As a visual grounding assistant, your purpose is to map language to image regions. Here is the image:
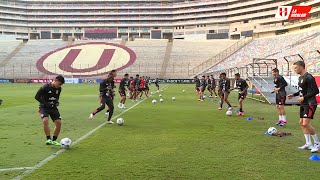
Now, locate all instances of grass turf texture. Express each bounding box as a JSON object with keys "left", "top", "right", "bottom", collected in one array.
[{"left": 1, "top": 84, "right": 320, "bottom": 179}]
